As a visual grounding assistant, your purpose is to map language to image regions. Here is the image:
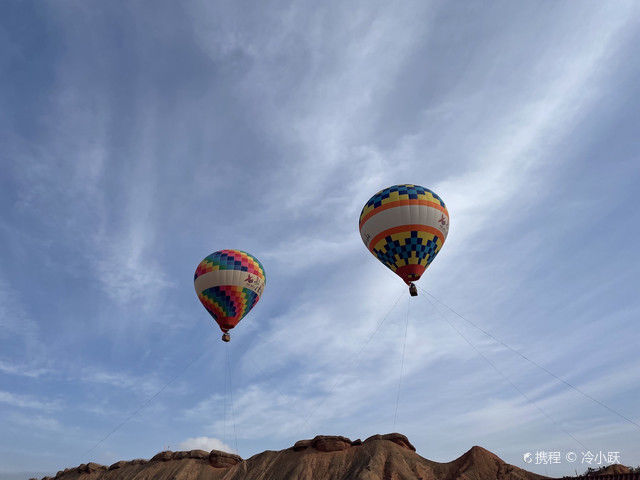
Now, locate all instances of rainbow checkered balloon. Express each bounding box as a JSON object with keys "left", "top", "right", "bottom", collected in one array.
[
  {"left": 359, "top": 184, "right": 449, "bottom": 286},
  {"left": 194, "top": 249, "right": 266, "bottom": 333}
]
